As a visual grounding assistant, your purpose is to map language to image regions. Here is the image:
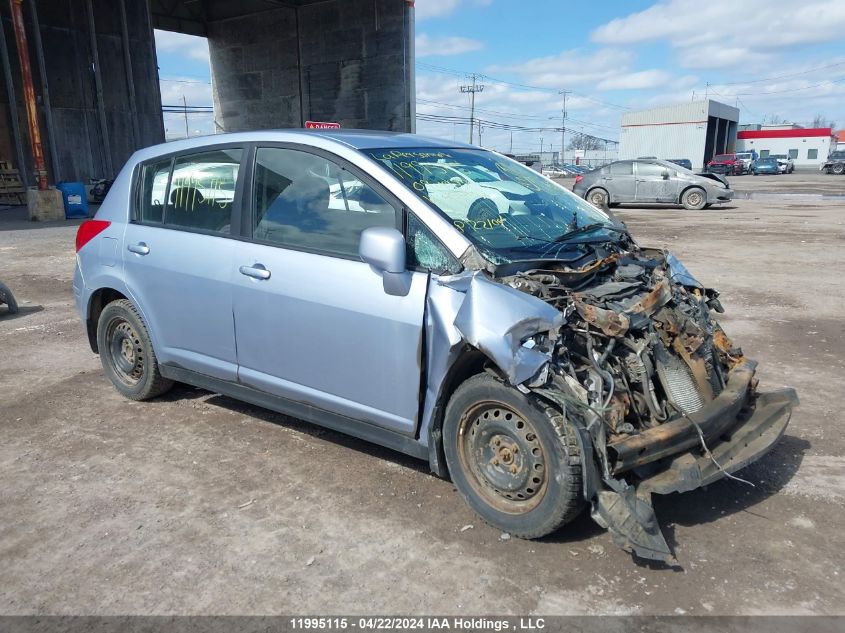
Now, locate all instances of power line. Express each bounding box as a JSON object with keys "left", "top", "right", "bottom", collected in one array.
[
  {"left": 459, "top": 74, "right": 484, "bottom": 144},
  {"left": 711, "top": 60, "right": 845, "bottom": 86},
  {"left": 416, "top": 61, "right": 631, "bottom": 111}
]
